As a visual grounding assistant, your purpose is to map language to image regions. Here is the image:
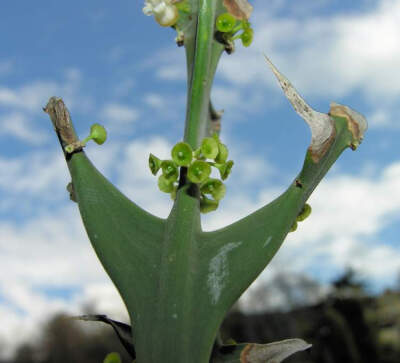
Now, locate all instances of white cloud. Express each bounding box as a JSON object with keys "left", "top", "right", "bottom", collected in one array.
[
  {"left": 144, "top": 93, "right": 166, "bottom": 109},
  {"left": 0, "top": 151, "right": 68, "bottom": 200},
  {"left": 367, "top": 107, "right": 400, "bottom": 129},
  {"left": 102, "top": 103, "right": 139, "bottom": 123},
  {"left": 156, "top": 64, "right": 186, "bottom": 81},
  {"left": 0, "top": 68, "right": 85, "bottom": 115},
  {"left": 0, "top": 112, "right": 48, "bottom": 145},
  {"left": 152, "top": 48, "right": 186, "bottom": 81},
  {"left": 0, "top": 81, "right": 60, "bottom": 112}
]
